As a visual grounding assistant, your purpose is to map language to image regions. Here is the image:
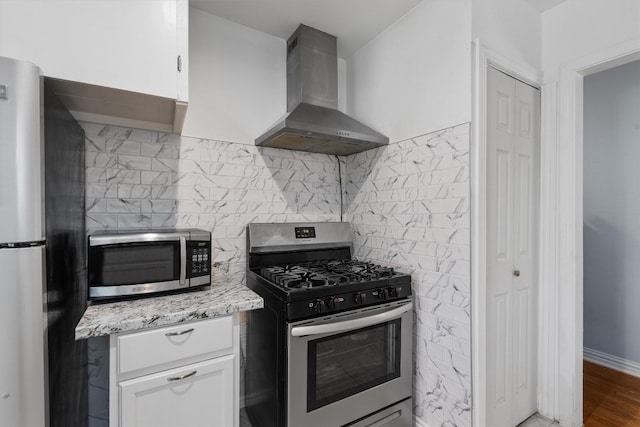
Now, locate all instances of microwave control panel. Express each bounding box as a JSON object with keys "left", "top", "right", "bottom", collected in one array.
[{"left": 188, "top": 240, "right": 211, "bottom": 277}]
